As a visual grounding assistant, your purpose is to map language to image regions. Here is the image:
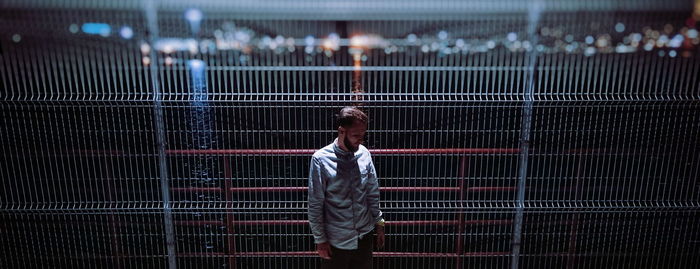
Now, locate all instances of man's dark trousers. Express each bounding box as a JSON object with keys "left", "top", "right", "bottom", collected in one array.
[{"left": 320, "top": 233, "right": 374, "bottom": 269}]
